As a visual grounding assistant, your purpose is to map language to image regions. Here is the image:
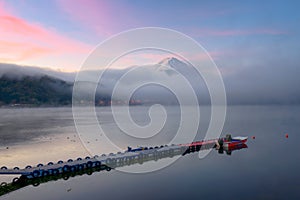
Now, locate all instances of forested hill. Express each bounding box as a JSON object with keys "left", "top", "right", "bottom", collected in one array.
[{"left": 0, "top": 75, "right": 72, "bottom": 106}]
